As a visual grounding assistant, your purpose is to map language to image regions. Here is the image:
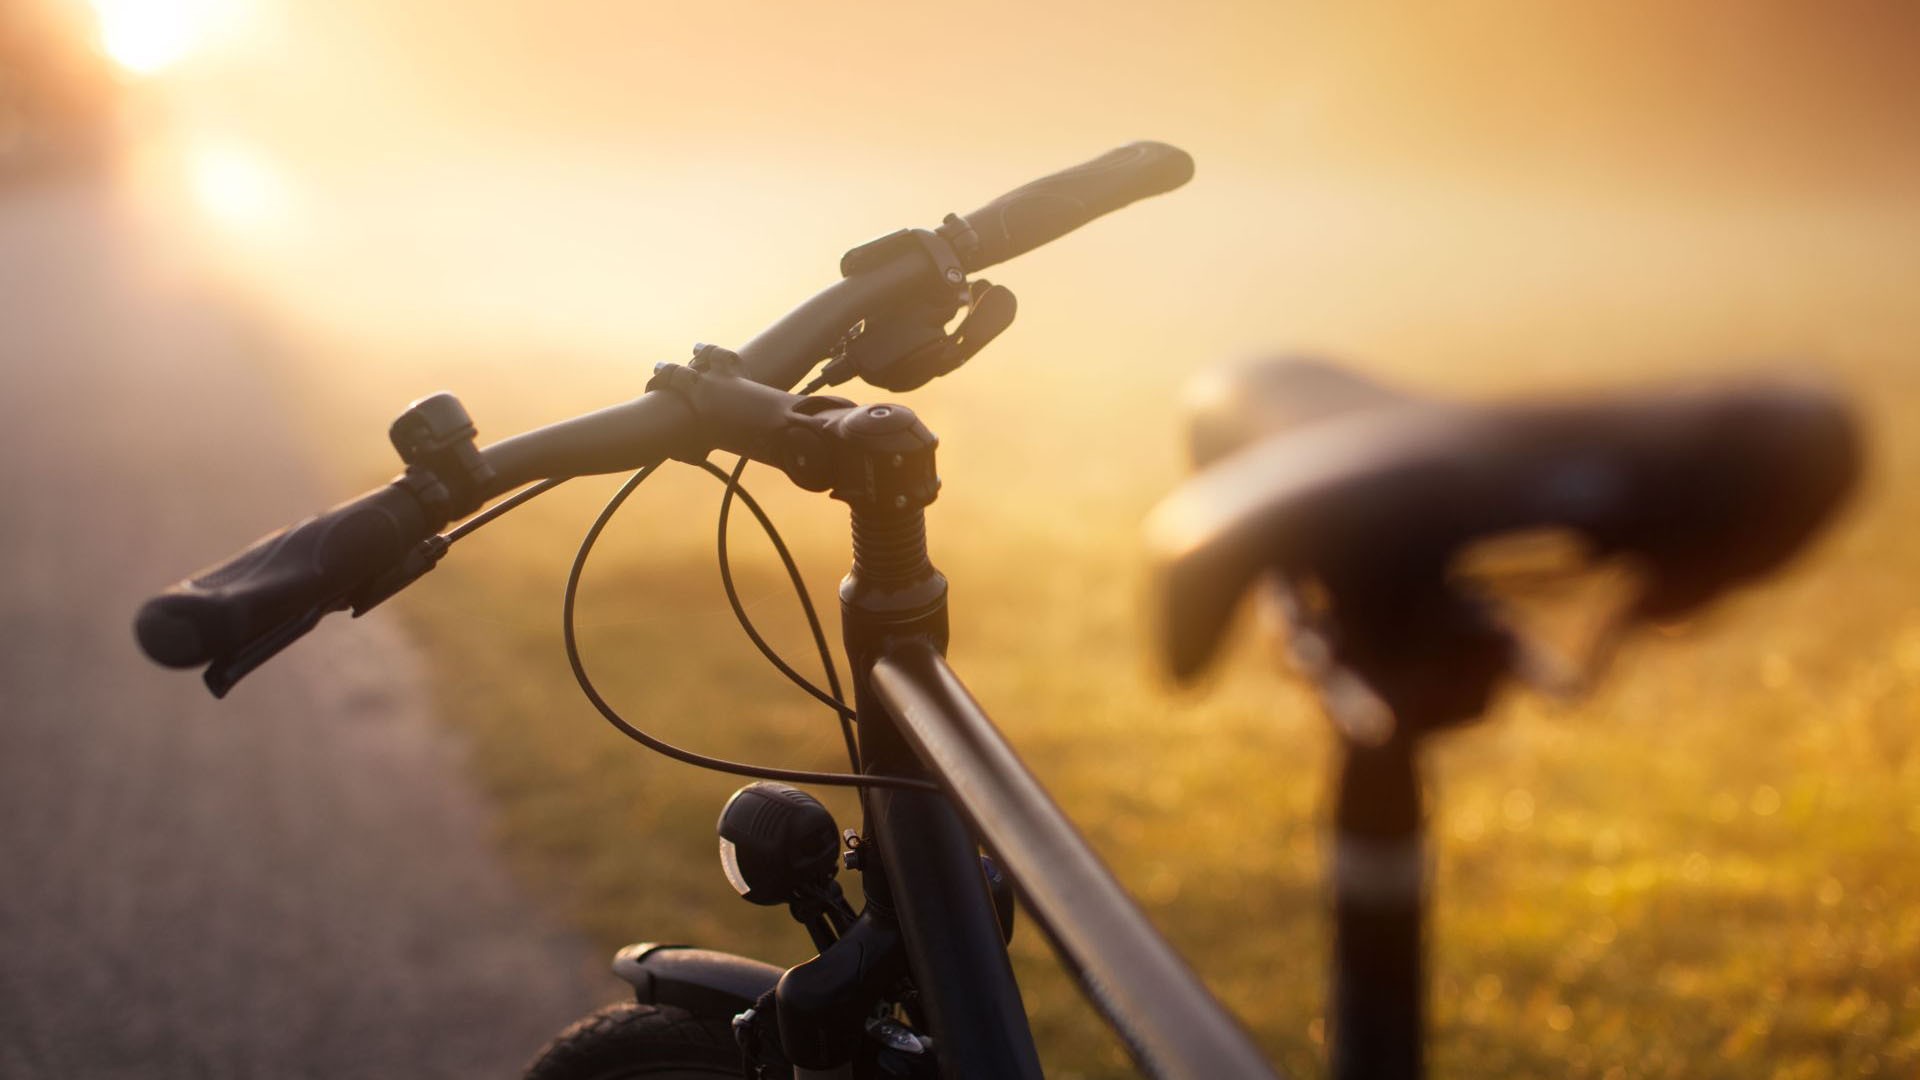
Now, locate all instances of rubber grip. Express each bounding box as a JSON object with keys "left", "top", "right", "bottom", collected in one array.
[
  {"left": 954, "top": 141, "right": 1194, "bottom": 272},
  {"left": 135, "top": 482, "right": 434, "bottom": 669}
]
